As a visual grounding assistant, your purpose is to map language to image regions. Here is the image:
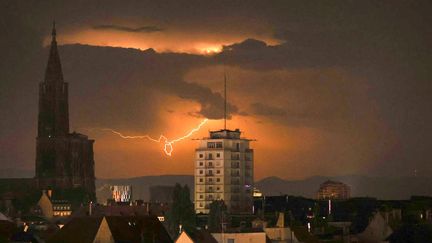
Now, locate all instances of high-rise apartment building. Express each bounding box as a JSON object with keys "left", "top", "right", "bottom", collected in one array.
[
  {"left": 317, "top": 180, "right": 351, "bottom": 200},
  {"left": 194, "top": 129, "right": 254, "bottom": 214}
]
